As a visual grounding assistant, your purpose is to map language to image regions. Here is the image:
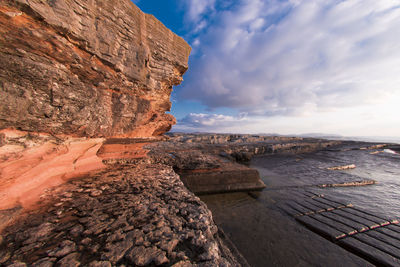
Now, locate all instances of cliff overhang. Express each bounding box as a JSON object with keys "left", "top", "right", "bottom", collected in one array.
[{"left": 0, "top": 0, "right": 191, "bottom": 138}]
